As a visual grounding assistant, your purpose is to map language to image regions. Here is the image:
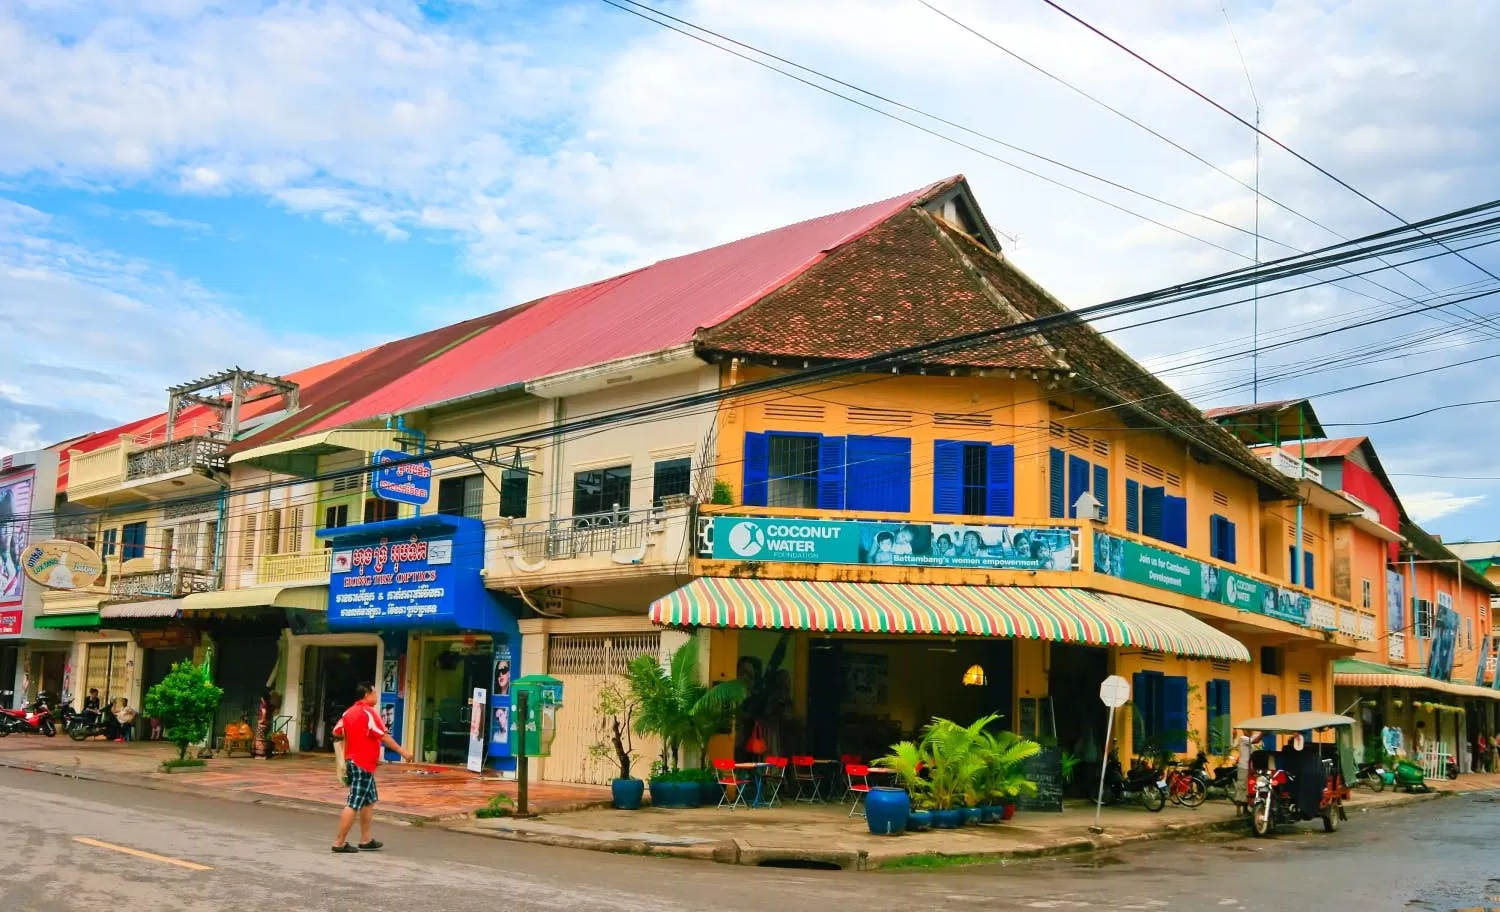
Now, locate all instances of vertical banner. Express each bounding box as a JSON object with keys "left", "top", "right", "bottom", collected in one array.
[
  {"left": 486, "top": 643, "right": 515, "bottom": 771},
  {"left": 379, "top": 632, "right": 406, "bottom": 762},
  {"left": 1386, "top": 570, "right": 1405, "bottom": 639},
  {"left": 467, "top": 686, "right": 488, "bottom": 773}
]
